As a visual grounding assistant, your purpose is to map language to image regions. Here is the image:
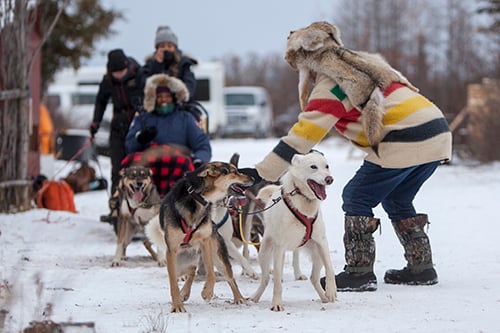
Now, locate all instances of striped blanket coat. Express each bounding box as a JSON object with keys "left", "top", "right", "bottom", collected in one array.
[{"left": 256, "top": 74, "right": 452, "bottom": 181}]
